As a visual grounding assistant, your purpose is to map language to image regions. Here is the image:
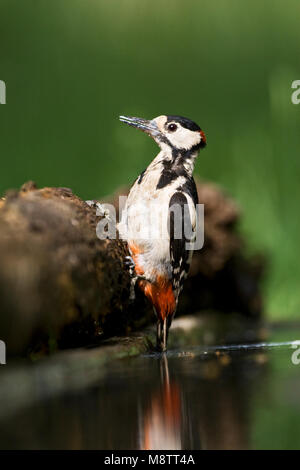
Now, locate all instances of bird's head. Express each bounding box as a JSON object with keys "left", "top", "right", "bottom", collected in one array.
[{"left": 119, "top": 114, "right": 206, "bottom": 154}]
